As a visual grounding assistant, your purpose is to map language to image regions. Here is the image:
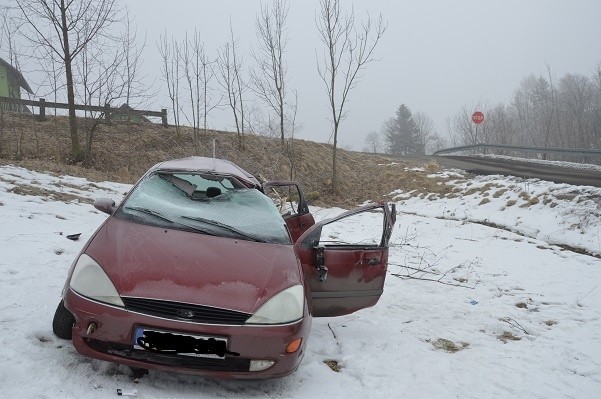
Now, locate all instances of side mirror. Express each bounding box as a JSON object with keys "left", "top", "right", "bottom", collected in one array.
[{"left": 93, "top": 198, "right": 116, "bottom": 215}]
